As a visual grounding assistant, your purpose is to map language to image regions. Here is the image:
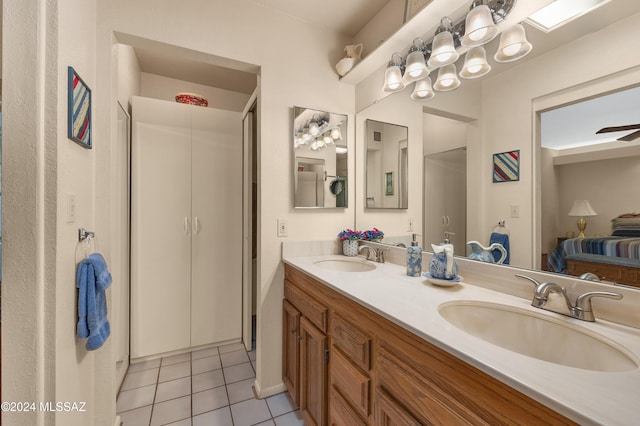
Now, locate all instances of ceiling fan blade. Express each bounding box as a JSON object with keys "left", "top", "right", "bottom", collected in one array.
[
  {"left": 596, "top": 124, "right": 640, "bottom": 134},
  {"left": 618, "top": 129, "right": 640, "bottom": 142}
]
